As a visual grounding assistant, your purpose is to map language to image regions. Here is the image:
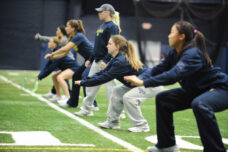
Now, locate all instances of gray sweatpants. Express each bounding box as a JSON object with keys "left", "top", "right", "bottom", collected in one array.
[
  {"left": 107, "top": 84, "right": 164, "bottom": 127},
  {"left": 81, "top": 60, "right": 116, "bottom": 112}
]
